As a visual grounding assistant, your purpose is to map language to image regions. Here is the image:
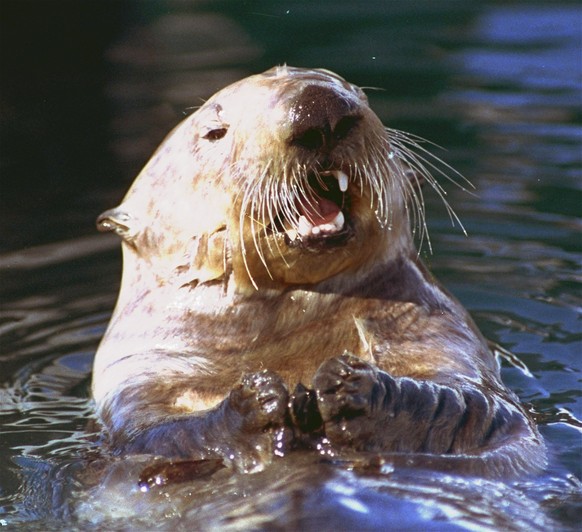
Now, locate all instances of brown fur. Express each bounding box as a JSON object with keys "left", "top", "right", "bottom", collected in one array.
[{"left": 93, "top": 66, "right": 545, "bottom": 477}]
